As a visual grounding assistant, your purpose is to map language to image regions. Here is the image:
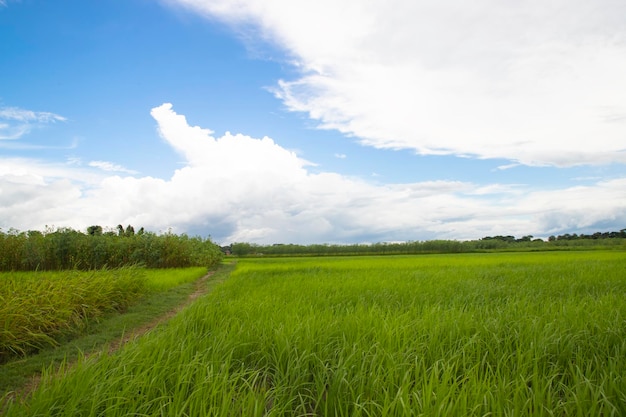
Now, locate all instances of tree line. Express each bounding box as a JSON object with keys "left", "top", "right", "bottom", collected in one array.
[
  {"left": 225, "top": 228, "right": 626, "bottom": 256},
  {"left": 548, "top": 230, "right": 626, "bottom": 241},
  {"left": 0, "top": 225, "right": 223, "bottom": 271}
]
